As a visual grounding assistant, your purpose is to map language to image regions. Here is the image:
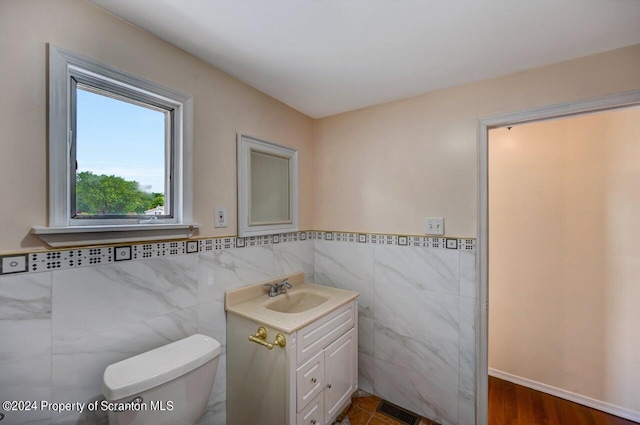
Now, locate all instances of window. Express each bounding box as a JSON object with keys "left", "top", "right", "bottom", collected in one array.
[
  {"left": 33, "top": 45, "right": 195, "bottom": 246},
  {"left": 73, "top": 84, "right": 170, "bottom": 220}
]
